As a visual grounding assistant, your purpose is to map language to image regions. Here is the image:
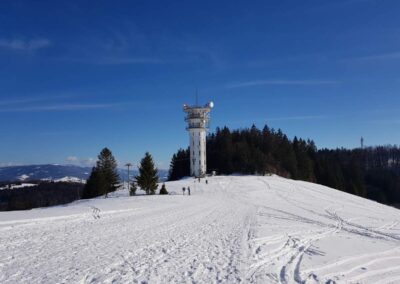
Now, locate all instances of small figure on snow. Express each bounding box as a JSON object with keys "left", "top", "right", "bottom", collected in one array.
[
  {"left": 159, "top": 183, "right": 168, "bottom": 195},
  {"left": 91, "top": 206, "right": 101, "bottom": 219},
  {"left": 182, "top": 187, "right": 186, "bottom": 195},
  {"left": 188, "top": 186, "right": 191, "bottom": 196},
  {"left": 206, "top": 179, "right": 208, "bottom": 184}
]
